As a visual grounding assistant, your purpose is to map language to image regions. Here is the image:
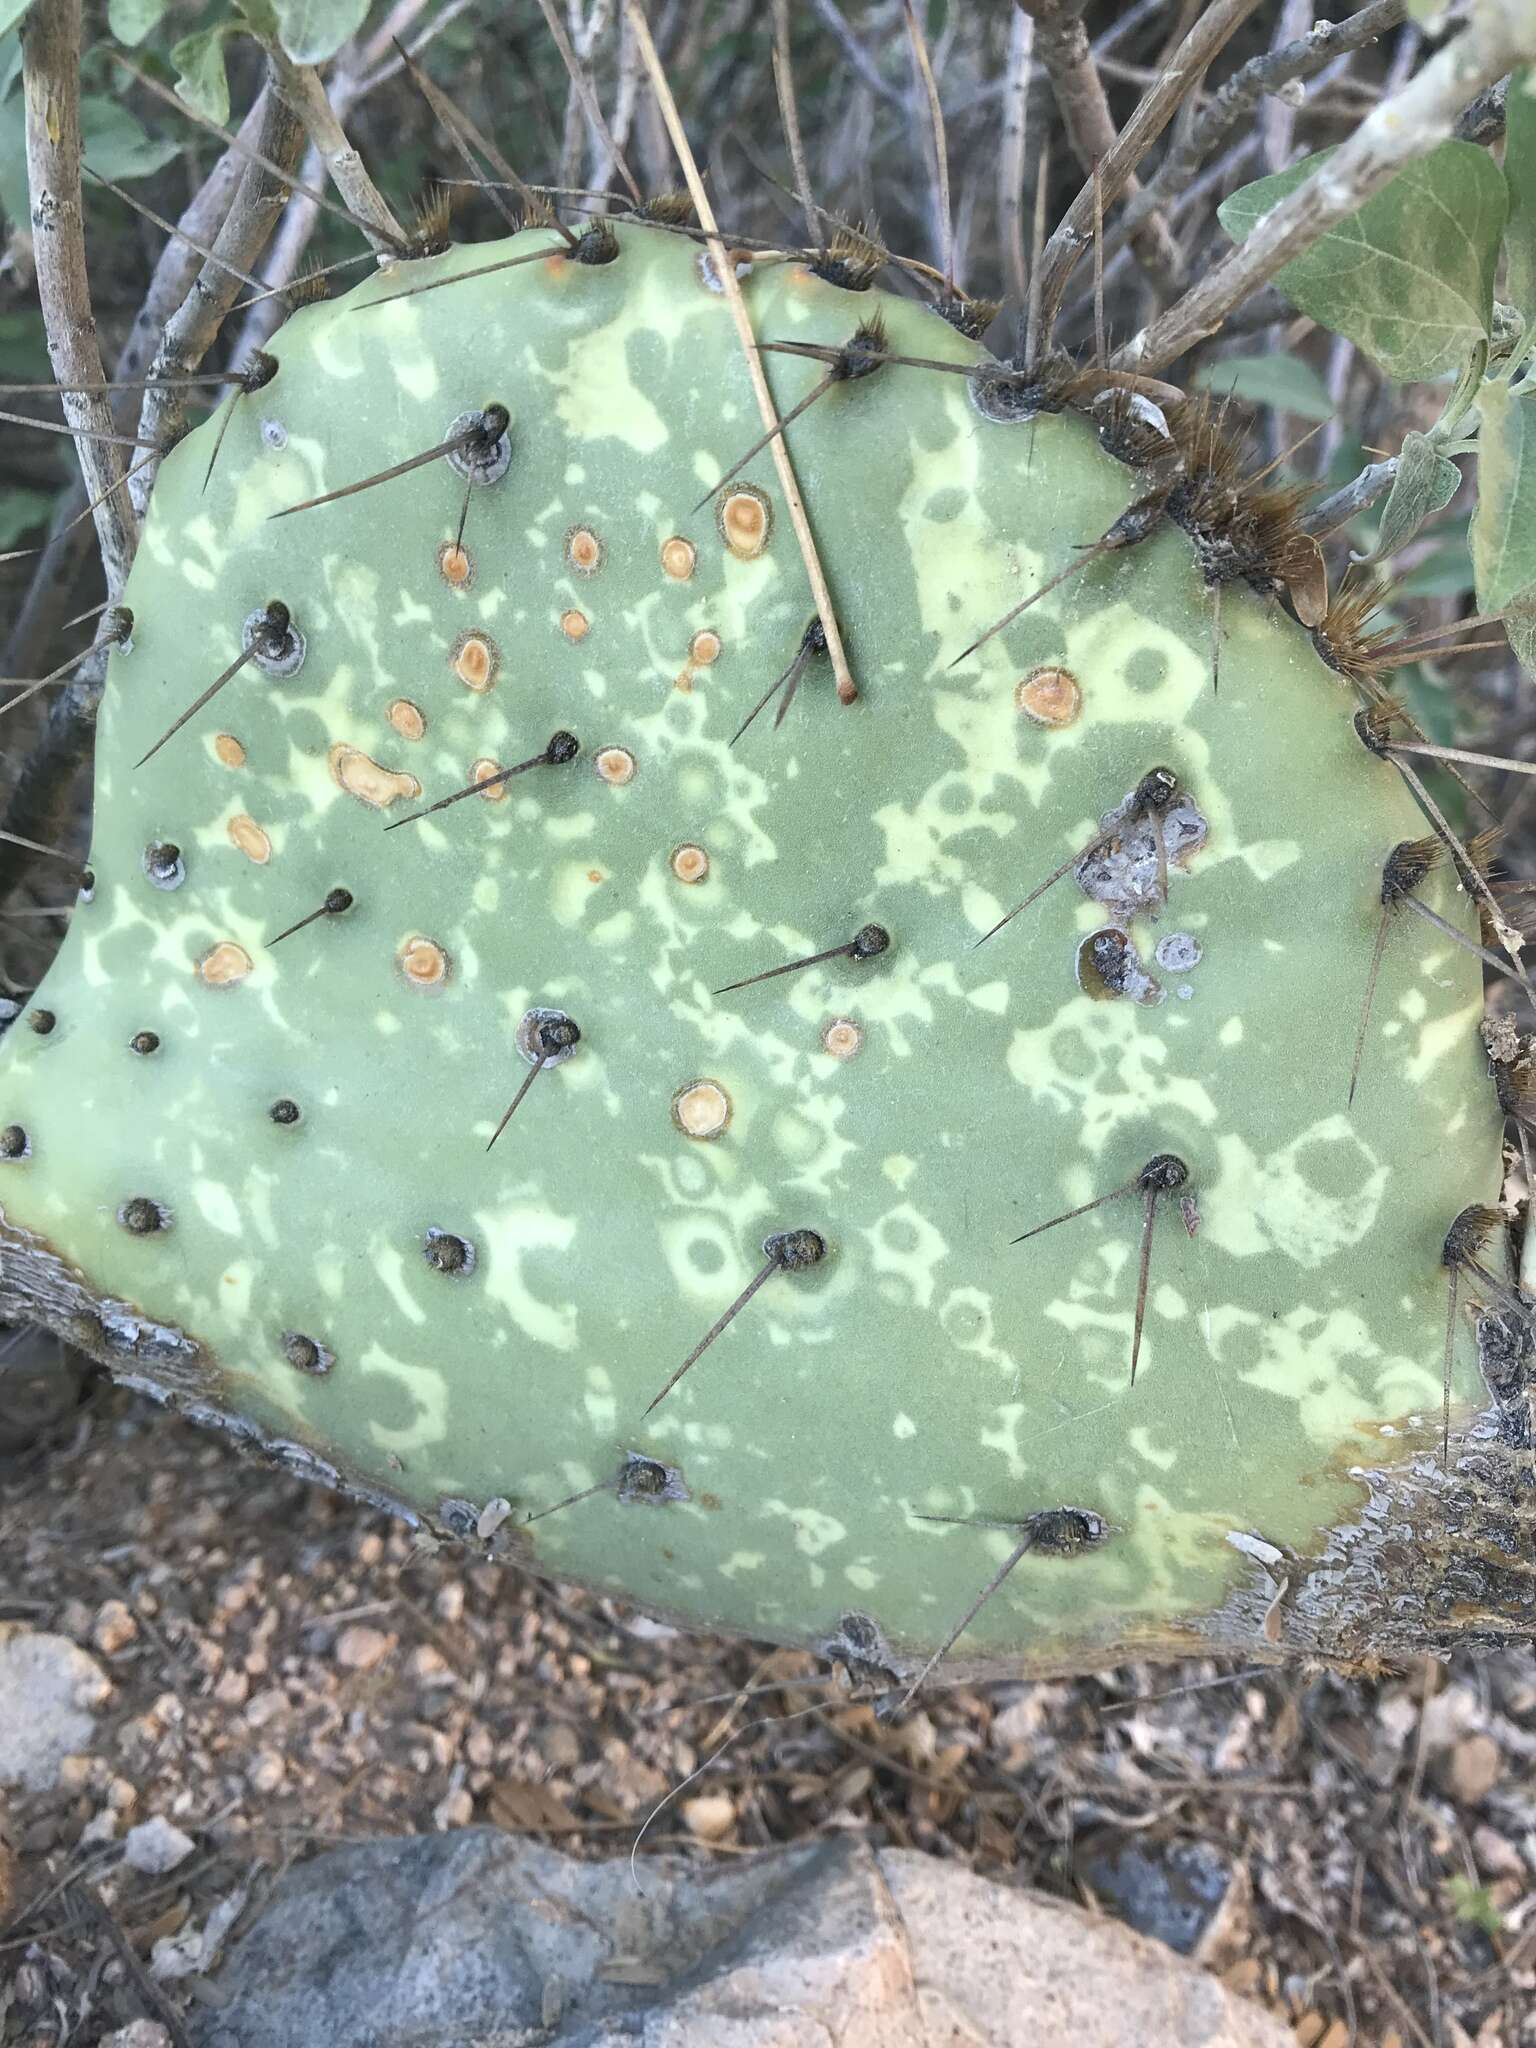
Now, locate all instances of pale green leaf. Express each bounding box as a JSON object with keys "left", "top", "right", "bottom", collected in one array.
[
  {"left": 1505, "top": 69, "right": 1536, "bottom": 330},
  {"left": 1400, "top": 534, "right": 1474, "bottom": 599},
  {"left": 80, "top": 96, "right": 180, "bottom": 181},
  {"left": 171, "top": 23, "right": 237, "bottom": 126},
  {"left": 1505, "top": 598, "right": 1536, "bottom": 680},
  {"left": 1471, "top": 377, "right": 1536, "bottom": 612},
  {"left": 1218, "top": 143, "right": 1508, "bottom": 380},
  {"left": 0, "top": 89, "right": 23, "bottom": 231},
  {"left": 0, "top": 485, "right": 52, "bottom": 550},
  {"left": 1356, "top": 431, "right": 1461, "bottom": 563},
  {"left": 1191, "top": 353, "right": 1333, "bottom": 420},
  {"left": 269, "top": 0, "right": 369, "bottom": 64},
  {"left": 107, "top": 0, "right": 169, "bottom": 44}
]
